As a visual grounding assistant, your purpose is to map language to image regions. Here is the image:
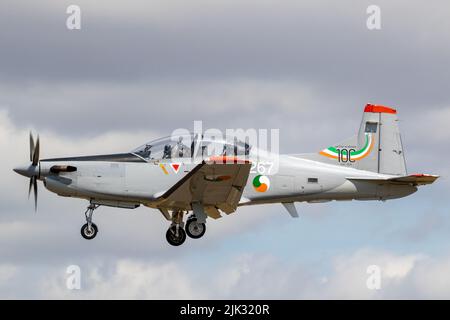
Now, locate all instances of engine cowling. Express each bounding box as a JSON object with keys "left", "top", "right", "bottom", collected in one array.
[{"left": 44, "top": 176, "right": 77, "bottom": 197}]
